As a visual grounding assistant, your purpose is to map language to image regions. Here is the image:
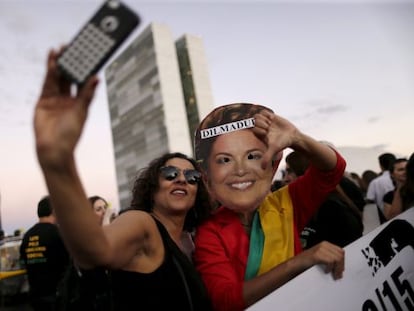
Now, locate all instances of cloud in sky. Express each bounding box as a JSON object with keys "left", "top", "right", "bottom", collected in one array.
[
  {"left": 314, "top": 103, "right": 348, "bottom": 115},
  {"left": 367, "top": 116, "right": 380, "bottom": 123},
  {"left": 288, "top": 98, "right": 349, "bottom": 132}
]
